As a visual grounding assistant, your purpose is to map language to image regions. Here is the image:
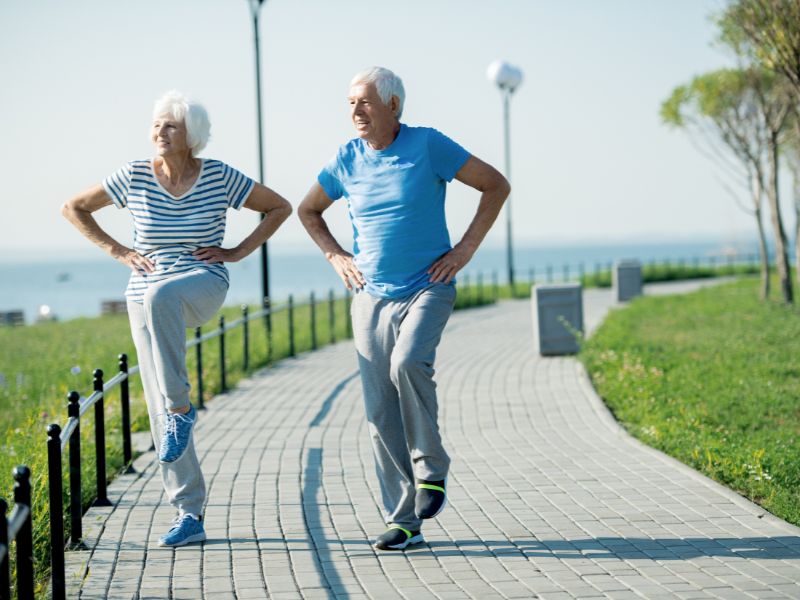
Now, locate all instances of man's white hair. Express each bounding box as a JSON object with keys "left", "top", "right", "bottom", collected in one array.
[
  {"left": 152, "top": 91, "right": 211, "bottom": 156},
  {"left": 350, "top": 67, "right": 406, "bottom": 120}
]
